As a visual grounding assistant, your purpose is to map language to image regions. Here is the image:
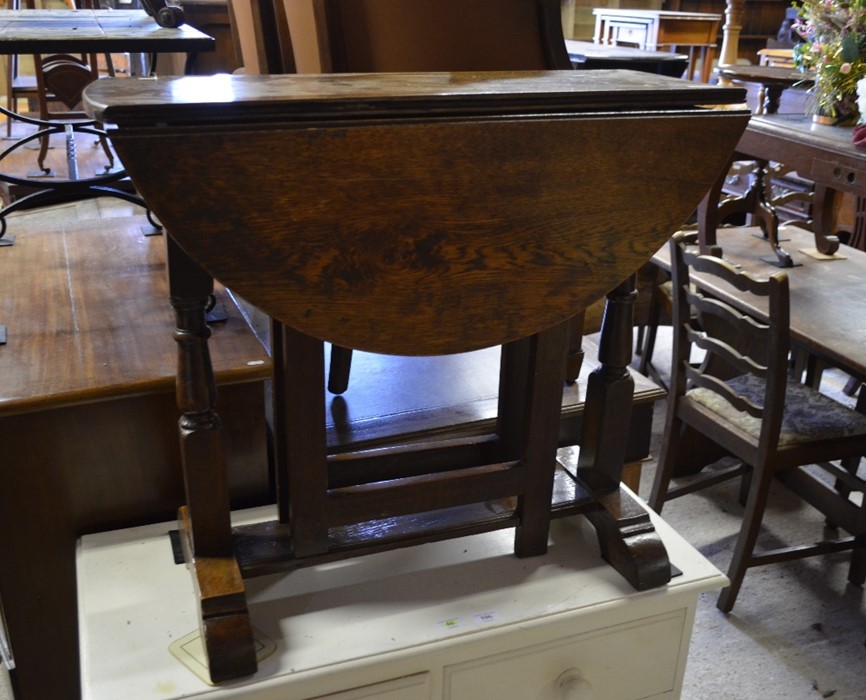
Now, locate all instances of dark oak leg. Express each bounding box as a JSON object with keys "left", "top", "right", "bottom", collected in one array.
[
  {"left": 697, "top": 155, "right": 731, "bottom": 253},
  {"left": 752, "top": 162, "right": 796, "bottom": 268},
  {"left": 328, "top": 345, "right": 354, "bottom": 395},
  {"left": 167, "top": 235, "right": 256, "bottom": 682},
  {"left": 276, "top": 323, "right": 330, "bottom": 557},
  {"left": 565, "top": 311, "right": 586, "bottom": 384},
  {"left": 577, "top": 276, "right": 671, "bottom": 590},
  {"left": 716, "top": 158, "right": 795, "bottom": 267},
  {"left": 636, "top": 263, "right": 664, "bottom": 380},
  {"left": 812, "top": 183, "right": 842, "bottom": 256},
  {"left": 716, "top": 459, "right": 774, "bottom": 613},
  {"left": 762, "top": 83, "right": 783, "bottom": 115},
  {"left": 498, "top": 320, "right": 570, "bottom": 558}
]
